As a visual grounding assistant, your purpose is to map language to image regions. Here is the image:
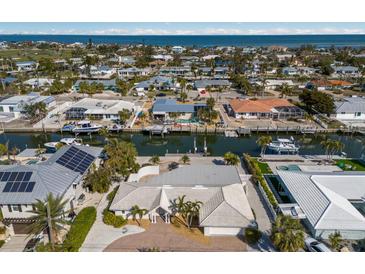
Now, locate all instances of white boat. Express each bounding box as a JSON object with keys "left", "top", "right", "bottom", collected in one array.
[
  {"left": 44, "top": 138, "right": 83, "bottom": 152},
  {"left": 268, "top": 137, "right": 300, "bottom": 154},
  {"left": 72, "top": 121, "right": 103, "bottom": 133},
  {"left": 108, "top": 124, "right": 124, "bottom": 133}
]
